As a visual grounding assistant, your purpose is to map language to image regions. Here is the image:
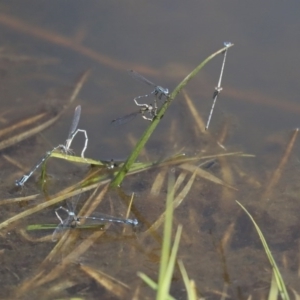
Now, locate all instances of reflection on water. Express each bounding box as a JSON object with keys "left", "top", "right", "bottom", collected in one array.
[{"left": 0, "top": 1, "right": 300, "bottom": 299}]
